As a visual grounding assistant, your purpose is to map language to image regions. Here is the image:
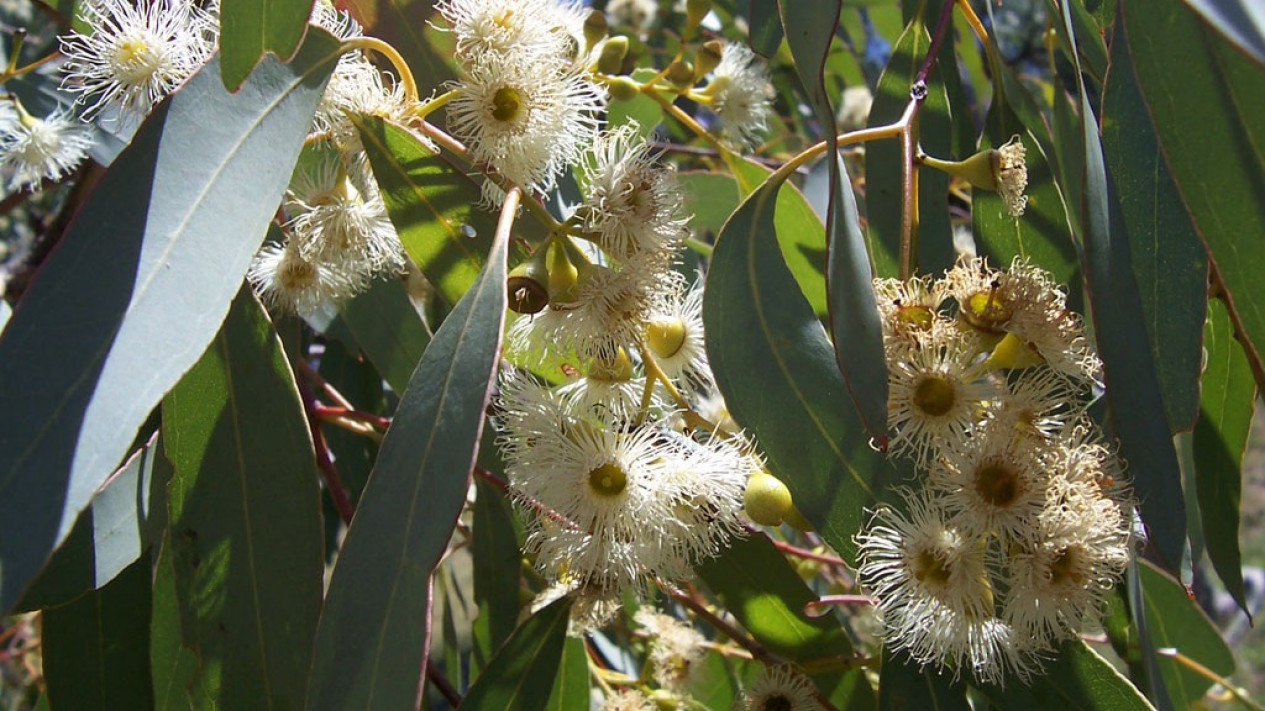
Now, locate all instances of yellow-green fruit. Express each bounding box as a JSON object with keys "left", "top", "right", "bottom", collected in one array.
[
  {"left": 507, "top": 257, "right": 550, "bottom": 314},
  {"left": 666, "top": 60, "right": 695, "bottom": 87},
  {"left": 607, "top": 76, "right": 641, "bottom": 101},
  {"left": 744, "top": 471, "right": 793, "bottom": 526},
  {"left": 597, "top": 36, "right": 629, "bottom": 75}
]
